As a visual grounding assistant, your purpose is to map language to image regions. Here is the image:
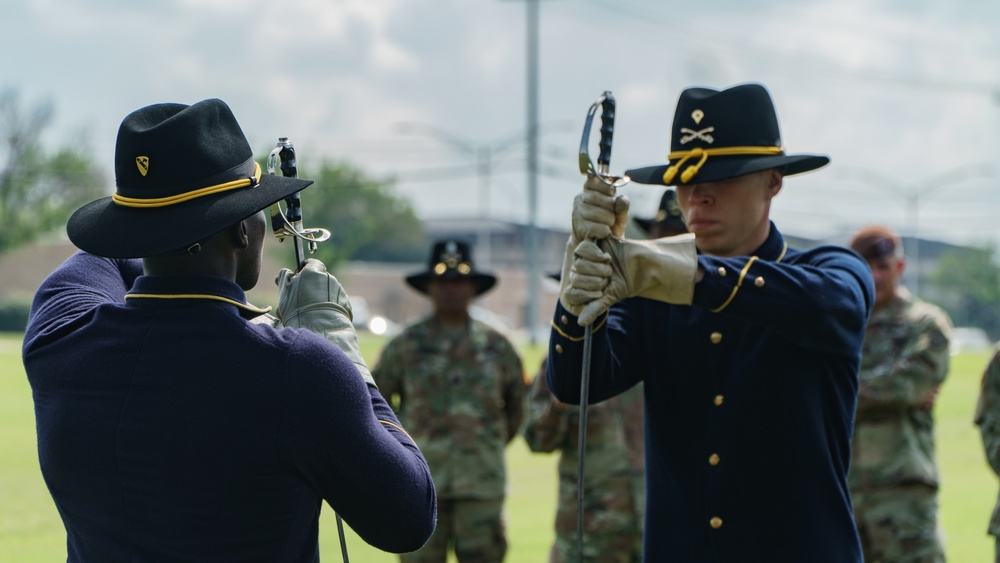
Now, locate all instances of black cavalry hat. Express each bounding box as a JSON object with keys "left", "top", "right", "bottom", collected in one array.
[
  {"left": 67, "top": 98, "right": 312, "bottom": 258},
  {"left": 626, "top": 83, "right": 829, "bottom": 186},
  {"left": 406, "top": 239, "right": 497, "bottom": 296},
  {"left": 634, "top": 189, "right": 686, "bottom": 234}
]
